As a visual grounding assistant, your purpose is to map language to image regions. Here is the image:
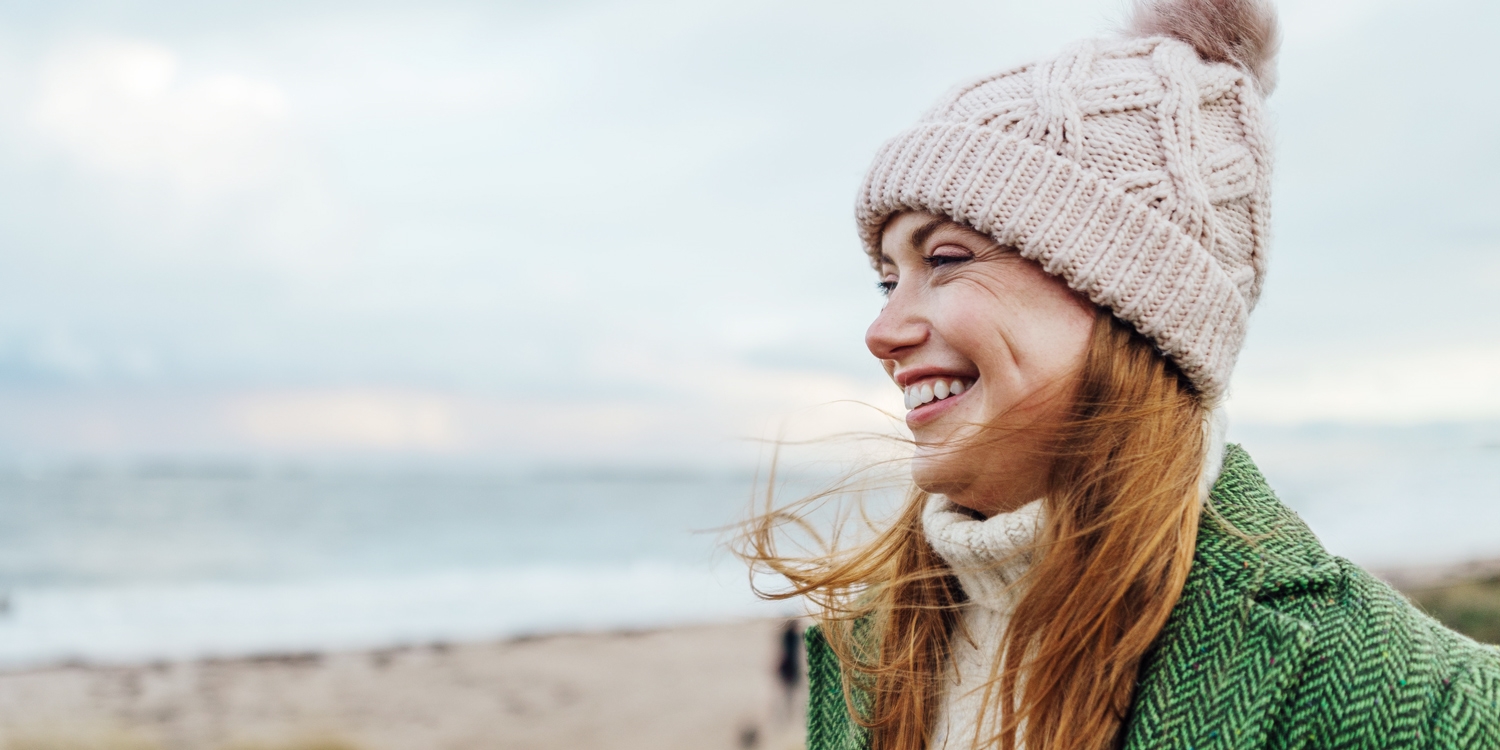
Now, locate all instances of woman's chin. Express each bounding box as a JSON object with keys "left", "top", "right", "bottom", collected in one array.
[
  {"left": 911, "top": 449, "right": 1042, "bottom": 517},
  {"left": 910, "top": 453, "right": 969, "bottom": 498}
]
